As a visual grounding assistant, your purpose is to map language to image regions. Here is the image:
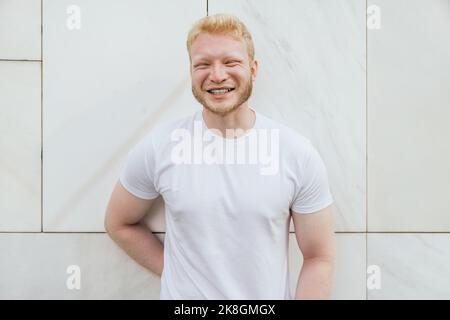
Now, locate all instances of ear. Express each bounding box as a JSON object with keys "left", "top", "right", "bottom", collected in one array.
[{"left": 250, "top": 59, "right": 259, "bottom": 81}]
